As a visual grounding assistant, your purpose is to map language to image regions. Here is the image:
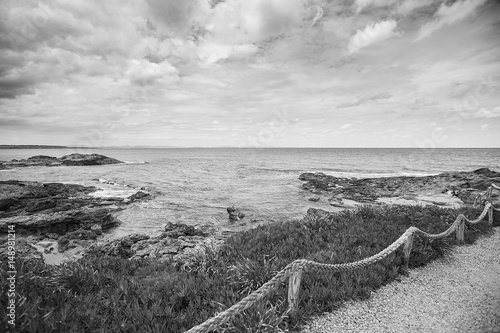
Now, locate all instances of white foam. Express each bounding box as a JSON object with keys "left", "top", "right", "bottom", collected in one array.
[{"left": 89, "top": 188, "right": 138, "bottom": 198}]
